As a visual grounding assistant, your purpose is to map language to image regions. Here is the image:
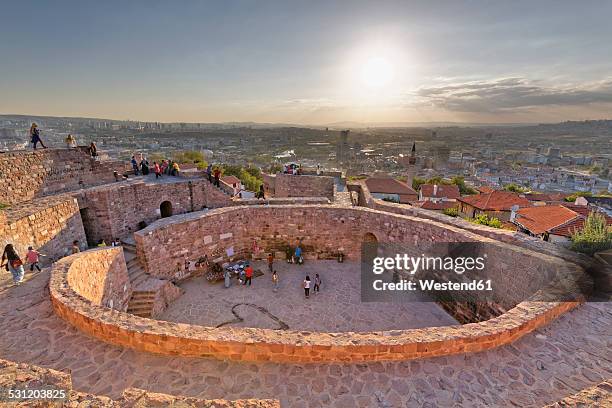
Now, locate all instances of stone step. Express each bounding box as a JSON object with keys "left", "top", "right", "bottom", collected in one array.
[
  {"left": 123, "top": 251, "right": 137, "bottom": 263},
  {"left": 131, "top": 291, "right": 156, "bottom": 299},
  {"left": 131, "top": 273, "right": 149, "bottom": 288},
  {"left": 128, "top": 299, "right": 154, "bottom": 307},
  {"left": 122, "top": 243, "right": 137, "bottom": 253},
  {"left": 126, "top": 257, "right": 140, "bottom": 270}
]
